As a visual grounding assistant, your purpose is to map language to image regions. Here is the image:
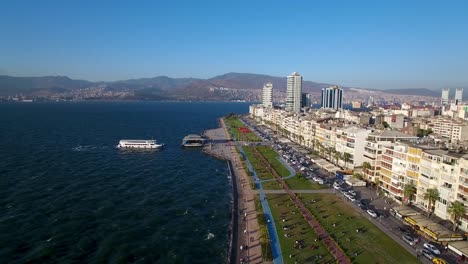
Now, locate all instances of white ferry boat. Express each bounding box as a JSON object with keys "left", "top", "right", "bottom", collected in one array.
[
  {"left": 181, "top": 134, "right": 205, "bottom": 147},
  {"left": 117, "top": 139, "right": 165, "bottom": 149}
]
